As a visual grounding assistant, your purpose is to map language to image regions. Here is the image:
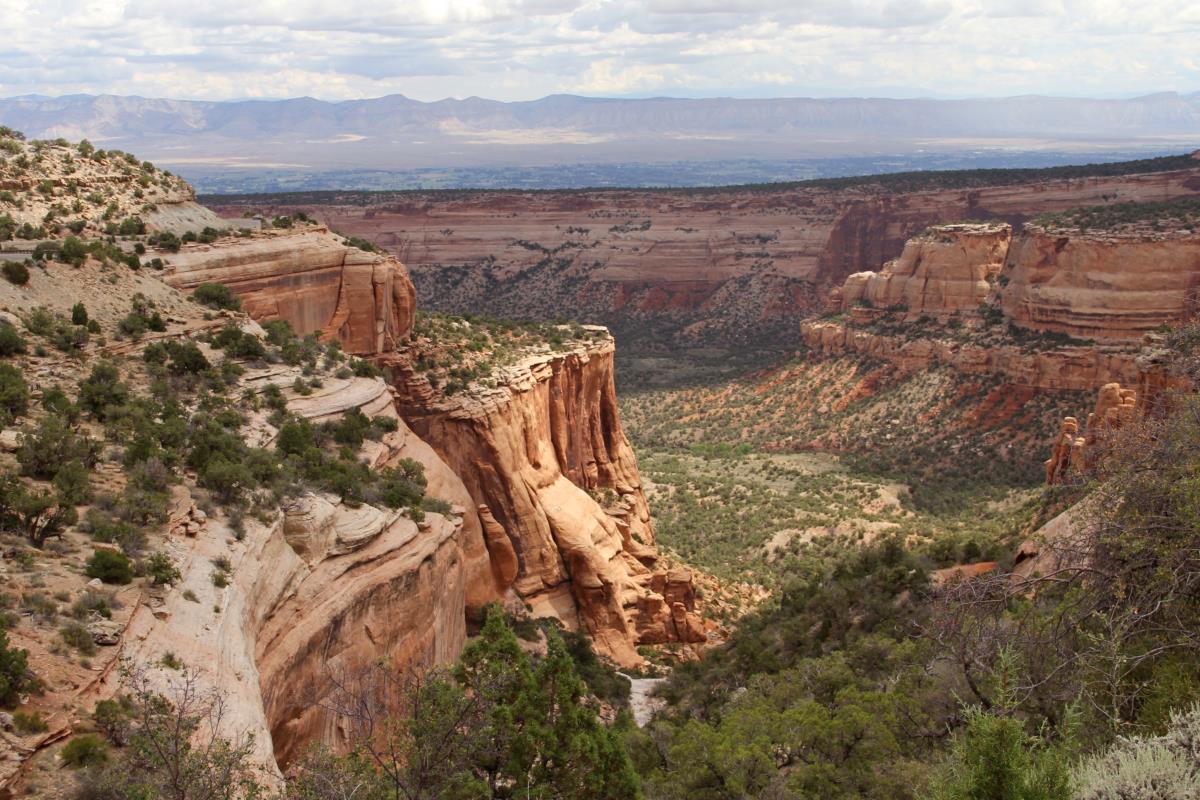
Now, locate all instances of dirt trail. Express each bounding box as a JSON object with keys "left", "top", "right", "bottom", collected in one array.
[{"left": 622, "top": 674, "right": 666, "bottom": 726}]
